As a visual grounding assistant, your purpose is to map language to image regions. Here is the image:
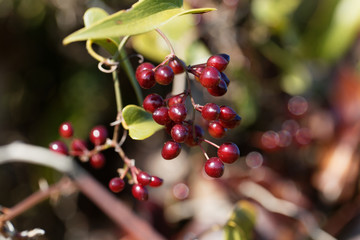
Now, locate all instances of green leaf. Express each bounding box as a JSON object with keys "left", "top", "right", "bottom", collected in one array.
[
  {"left": 122, "top": 104, "right": 163, "bottom": 140},
  {"left": 63, "top": 0, "right": 215, "bottom": 45},
  {"left": 224, "top": 201, "right": 257, "bottom": 240},
  {"left": 83, "top": 7, "right": 120, "bottom": 55}
]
